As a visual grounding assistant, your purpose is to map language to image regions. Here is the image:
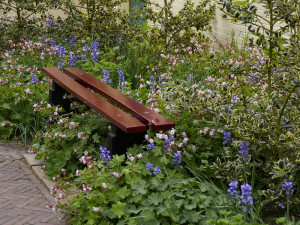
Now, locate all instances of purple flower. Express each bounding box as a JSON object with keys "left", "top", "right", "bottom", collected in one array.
[
  {"left": 69, "top": 36, "right": 77, "bottom": 47},
  {"left": 149, "top": 75, "right": 155, "bottom": 89},
  {"left": 228, "top": 181, "right": 239, "bottom": 198},
  {"left": 240, "top": 184, "right": 253, "bottom": 212},
  {"left": 91, "top": 41, "right": 100, "bottom": 49},
  {"left": 92, "top": 48, "right": 98, "bottom": 61},
  {"left": 31, "top": 73, "right": 38, "bottom": 84},
  {"left": 99, "top": 146, "right": 111, "bottom": 161},
  {"left": 153, "top": 167, "right": 162, "bottom": 175},
  {"left": 173, "top": 152, "right": 181, "bottom": 164},
  {"left": 239, "top": 141, "right": 250, "bottom": 158},
  {"left": 50, "top": 39, "right": 56, "bottom": 46},
  {"left": 81, "top": 54, "right": 86, "bottom": 60},
  {"left": 146, "top": 162, "right": 162, "bottom": 175},
  {"left": 102, "top": 69, "right": 112, "bottom": 84},
  {"left": 45, "top": 18, "right": 54, "bottom": 27},
  {"left": 164, "top": 136, "right": 174, "bottom": 152},
  {"left": 118, "top": 68, "right": 125, "bottom": 83},
  {"left": 146, "top": 162, "right": 153, "bottom": 171},
  {"left": 223, "top": 132, "right": 232, "bottom": 145},
  {"left": 59, "top": 46, "right": 65, "bottom": 58},
  {"left": 185, "top": 73, "right": 192, "bottom": 80},
  {"left": 147, "top": 143, "right": 155, "bottom": 151},
  {"left": 278, "top": 203, "right": 285, "bottom": 209},
  {"left": 58, "top": 62, "right": 63, "bottom": 70},
  {"left": 282, "top": 181, "right": 294, "bottom": 195},
  {"left": 69, "top": 55, "right": 77, "bottom": 67}
]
